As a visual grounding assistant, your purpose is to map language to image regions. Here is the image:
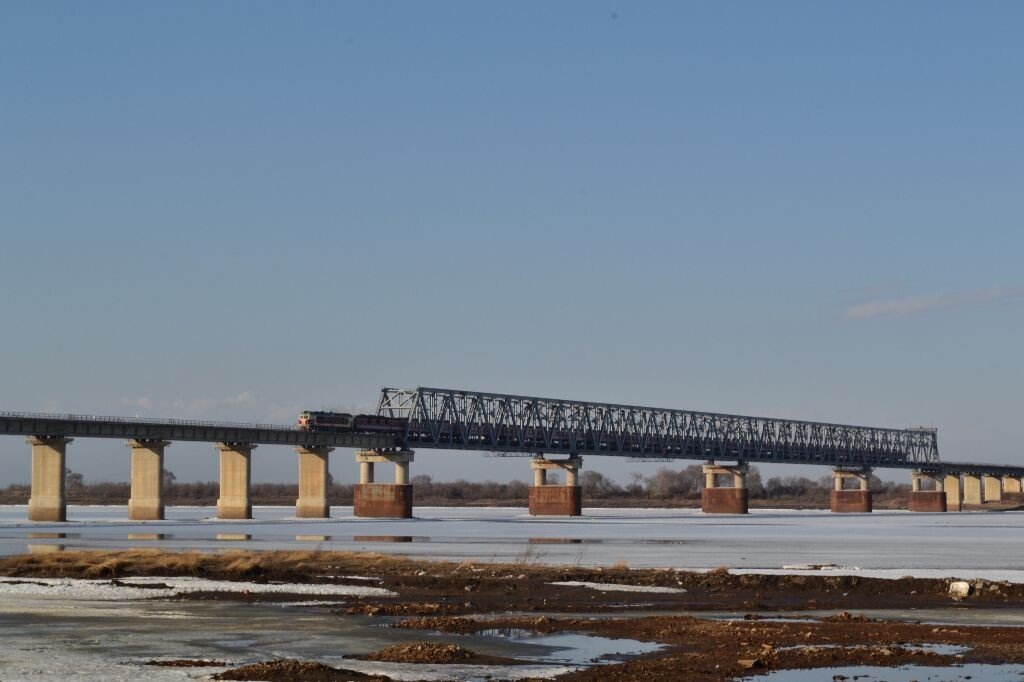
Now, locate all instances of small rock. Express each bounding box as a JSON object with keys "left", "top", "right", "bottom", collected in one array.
[{"left": 738, "top": 658, "right": 764, "bottom": 670}]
